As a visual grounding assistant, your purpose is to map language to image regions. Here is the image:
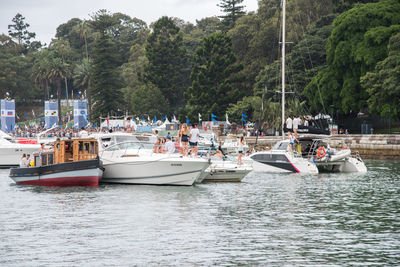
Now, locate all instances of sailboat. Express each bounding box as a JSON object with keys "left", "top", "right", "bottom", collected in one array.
[{"left": 247, "top": 0, "right": 367, "bottom": 174}]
